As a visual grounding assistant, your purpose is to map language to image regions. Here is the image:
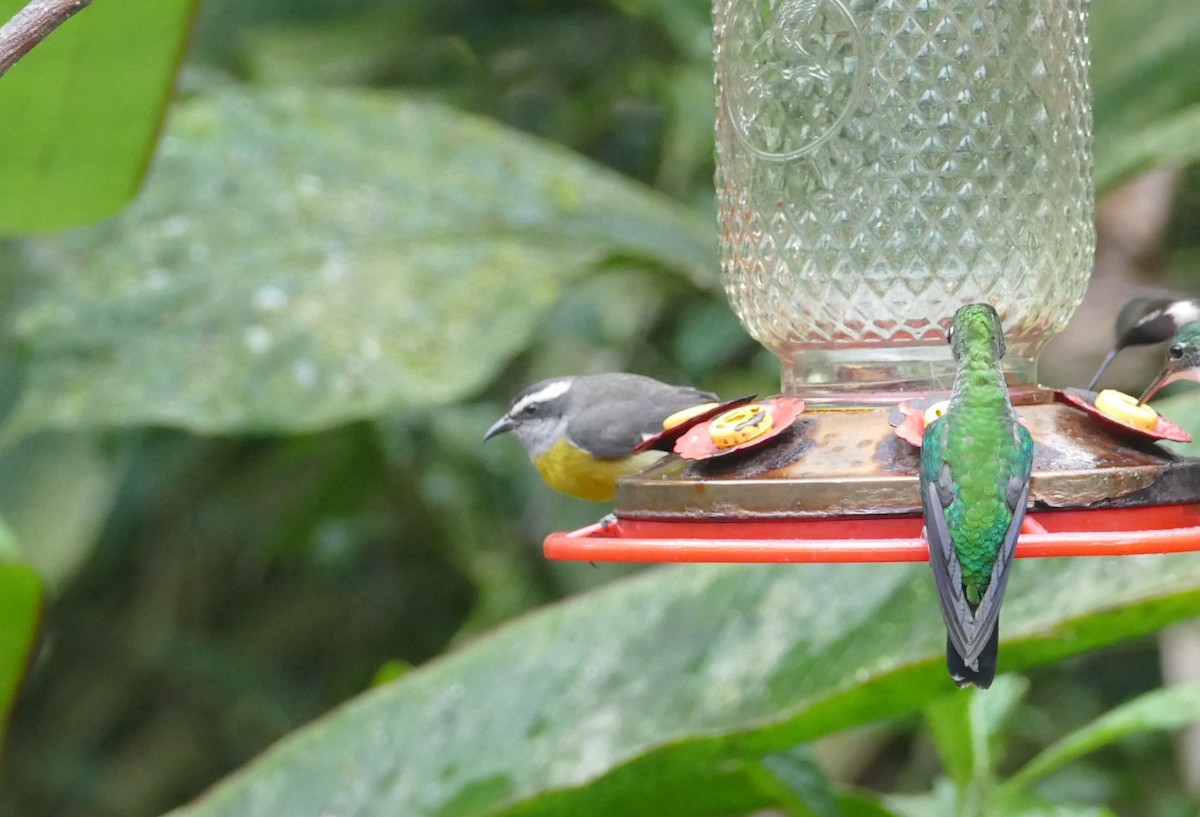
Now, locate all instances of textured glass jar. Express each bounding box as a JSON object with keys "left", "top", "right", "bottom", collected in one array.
[{"left": 715, "top": 0, "right": 1093, "bottom": 400}]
